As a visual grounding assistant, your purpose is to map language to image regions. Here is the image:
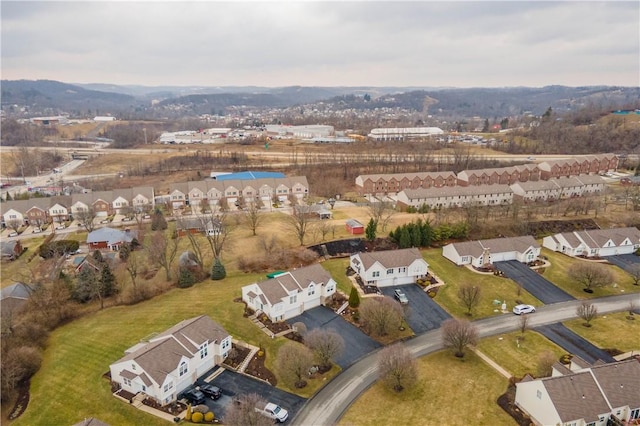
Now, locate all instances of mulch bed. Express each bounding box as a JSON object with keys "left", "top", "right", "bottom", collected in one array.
[
  {"left": 142, "top": 397, "right": 186, "bottom": 416},
  {"left": 223, "top": 343, "right": 252, "bottom": 370},
  {"left": 497, "top": 385, "right": 533, "bottom": 426},
  {"left": 245, "top": 351, "right": 277, "bottom": 386},
  {"left": 256, "top": 314, "right": 291, "bottom": 335},
  {"left": 7, "top": 380, "right": 30, "bottom": 420}
]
